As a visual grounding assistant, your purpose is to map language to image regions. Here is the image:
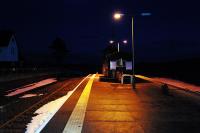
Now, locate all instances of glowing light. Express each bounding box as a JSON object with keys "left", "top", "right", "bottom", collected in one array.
[
  {"left": 123, "top": 40, "right": 128, "bottom": 44},
  {"left": 109, "top": 40, "right": 114, "bottom": 44},
  {"left": 113, "top": 13, "right": 123, "bottom": 20}
]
